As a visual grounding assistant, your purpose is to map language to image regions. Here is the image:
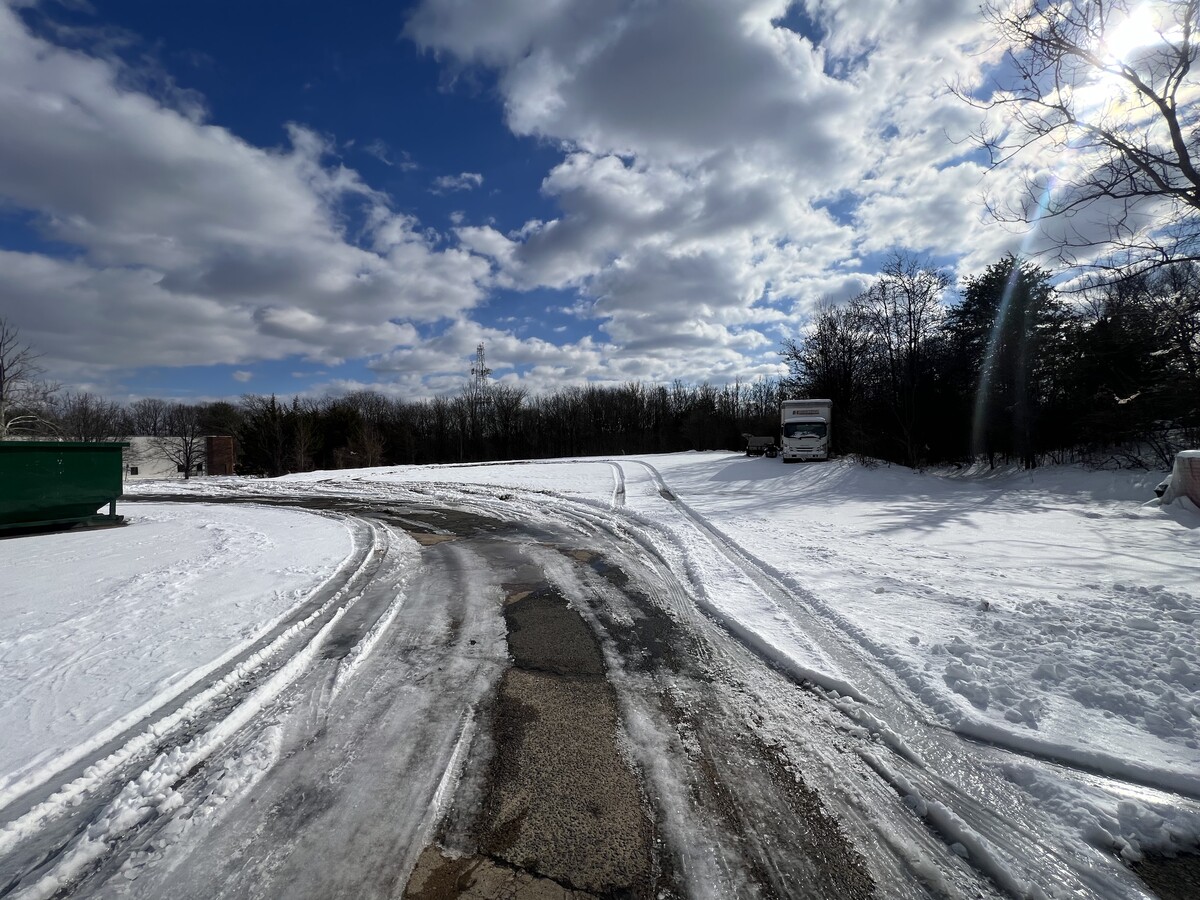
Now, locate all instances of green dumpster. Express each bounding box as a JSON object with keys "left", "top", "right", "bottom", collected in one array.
[{"left": 0, "top": 441, "right": 130, "bottom": 532}]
